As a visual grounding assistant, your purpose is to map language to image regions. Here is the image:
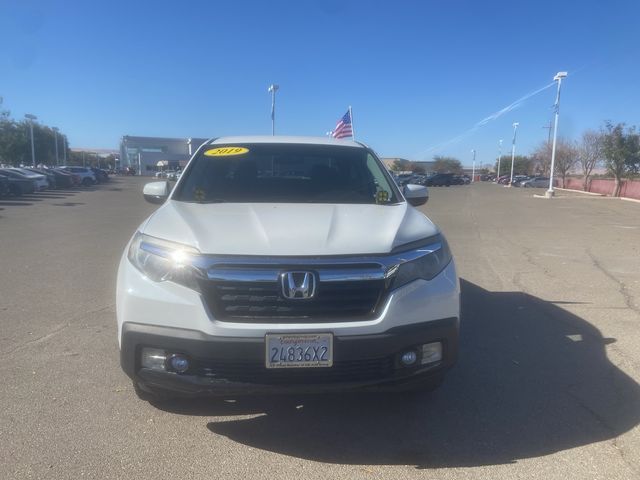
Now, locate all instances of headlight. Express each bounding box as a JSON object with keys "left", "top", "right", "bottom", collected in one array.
[
  {"left": 390, "top": 235, "right": 452, "bottom": 289},
  {"left": 127, "top": 232, "right": 201, "bottom": 289}
]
